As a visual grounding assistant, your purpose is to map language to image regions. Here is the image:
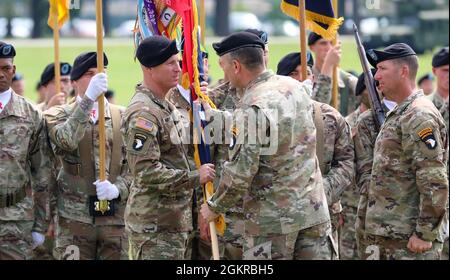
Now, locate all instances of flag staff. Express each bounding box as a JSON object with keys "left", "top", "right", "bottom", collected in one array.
[
  {"left": 331, "top": 0, "right": 339, "bottom": 109},
  {"left": 95, "top": 0, "right": 109, "bottom": 213},
  {"left": 298, "top": 0, "right": 308, "bottom": 81},
  {"left": 51, "top": 3, "right": 61, "bottom": 94},
  {"left": 200, "top": 0, "right": 206, "bottom": 45}
]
